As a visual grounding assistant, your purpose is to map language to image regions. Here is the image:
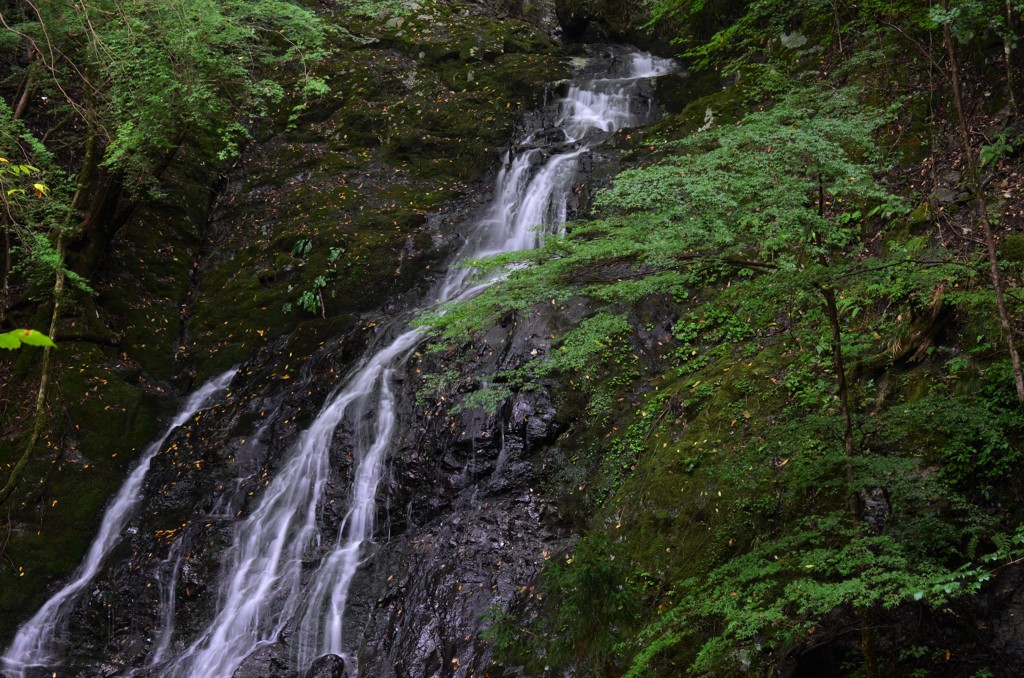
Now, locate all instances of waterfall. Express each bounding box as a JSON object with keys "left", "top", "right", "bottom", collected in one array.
[
  {"left": 1, "top": 368, "right": 237, "bottom": 677},
  {"left": 164, "top": 45, "right": 675, "bottom": 678},
  {"left": 162, "top": 330, "right": 422, "bottom": 677},
  {"left": 146, "top": 416, "right": 277, "bottom": 670},
  {"left": 5, "top": 45, "right": 677, "bottom": 678}
]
